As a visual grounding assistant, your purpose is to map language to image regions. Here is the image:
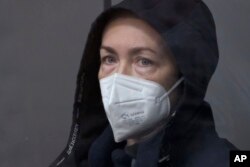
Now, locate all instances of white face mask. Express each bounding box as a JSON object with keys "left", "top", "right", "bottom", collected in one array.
[{"left": 99, "top": 73, "right": 184, "bottom": 142}]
